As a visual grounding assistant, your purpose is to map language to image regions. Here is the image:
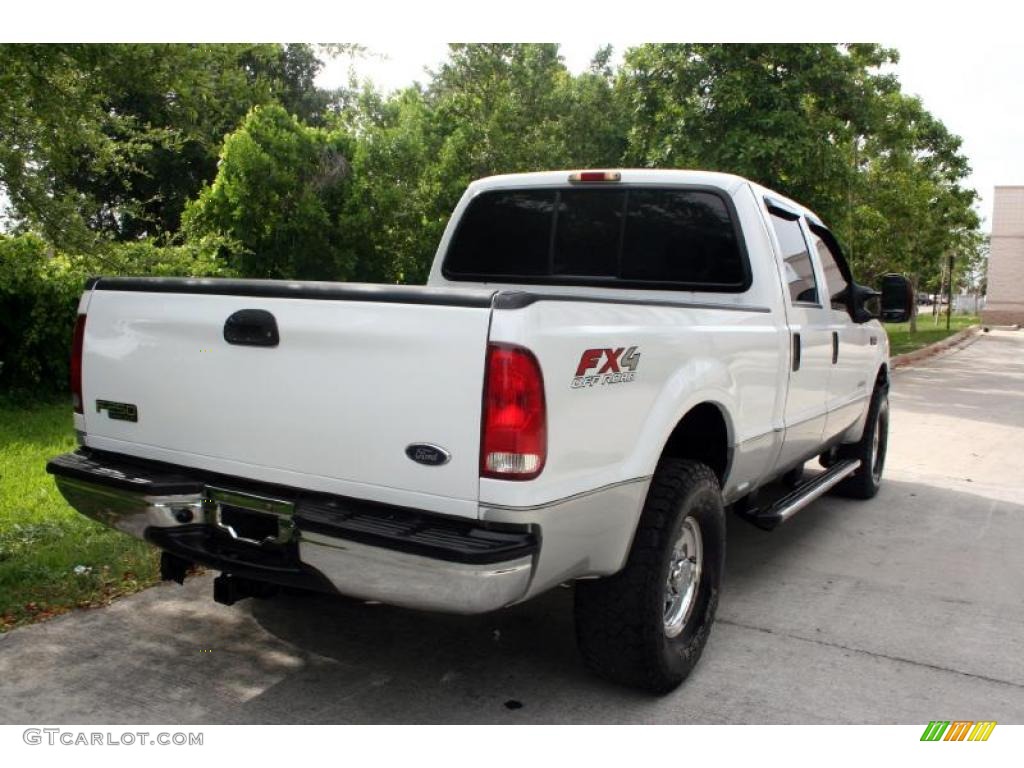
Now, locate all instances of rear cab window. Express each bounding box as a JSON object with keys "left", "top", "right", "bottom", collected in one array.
[{"left": 442, "top": 186, "right": 751, "bottom": 292}]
